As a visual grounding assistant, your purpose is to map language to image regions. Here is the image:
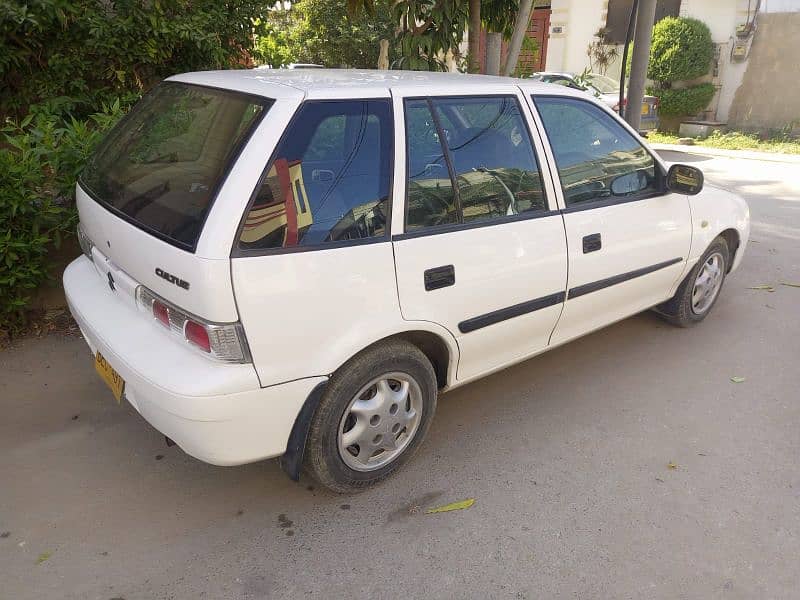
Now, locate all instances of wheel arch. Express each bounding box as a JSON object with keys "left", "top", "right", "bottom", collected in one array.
[
  {"left": 718, "top": 228, "right": 740, "bottom": 273},
  {"left": 279, "top": 325, "right": 458, "bottom": 482}
]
